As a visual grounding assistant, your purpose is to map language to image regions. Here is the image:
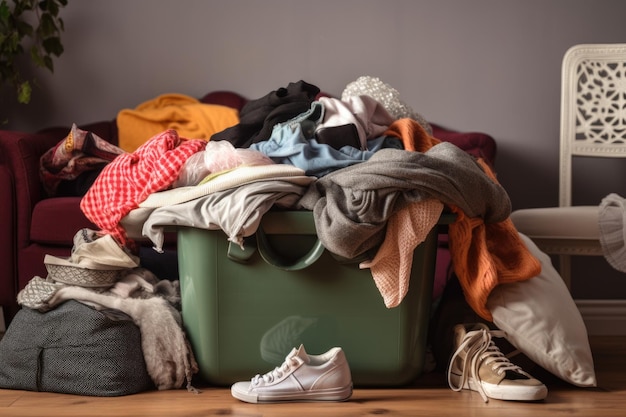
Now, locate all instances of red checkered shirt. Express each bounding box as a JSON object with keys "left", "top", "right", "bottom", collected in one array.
[{"left": 80, "top": 129, "right": 207, "bottom": 247}]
